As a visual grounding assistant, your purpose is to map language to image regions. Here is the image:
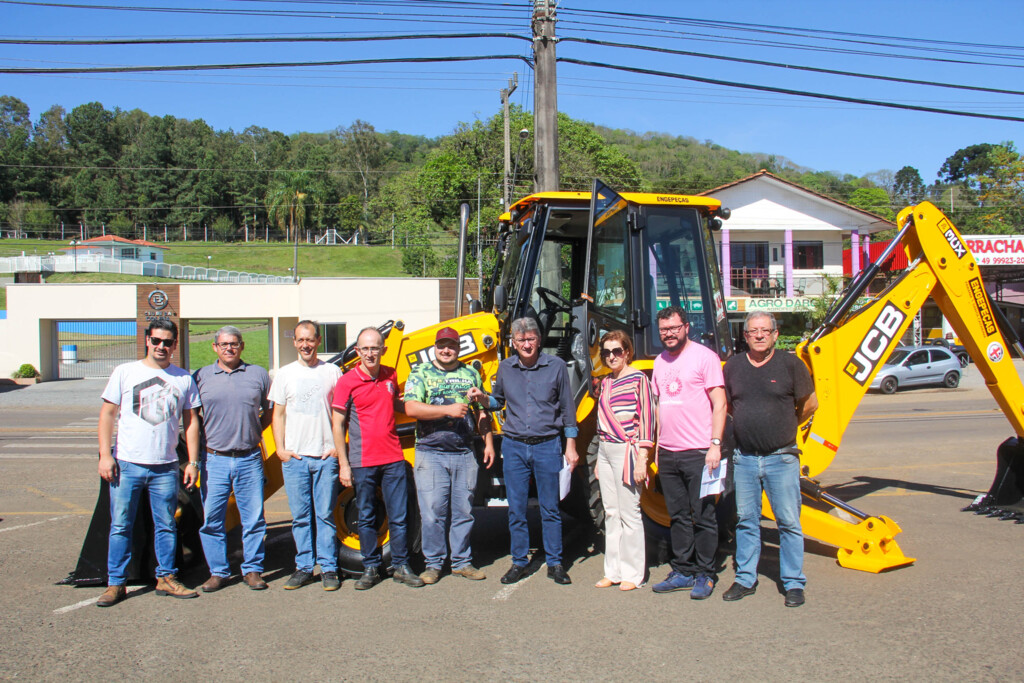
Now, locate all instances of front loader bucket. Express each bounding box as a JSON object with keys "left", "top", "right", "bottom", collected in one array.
[
  {"left": 963, "top": 437, "right": 1024, "bottom": 519},
  {"left": 59, "top": 474, "right": 205, "bottom": 587}
]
